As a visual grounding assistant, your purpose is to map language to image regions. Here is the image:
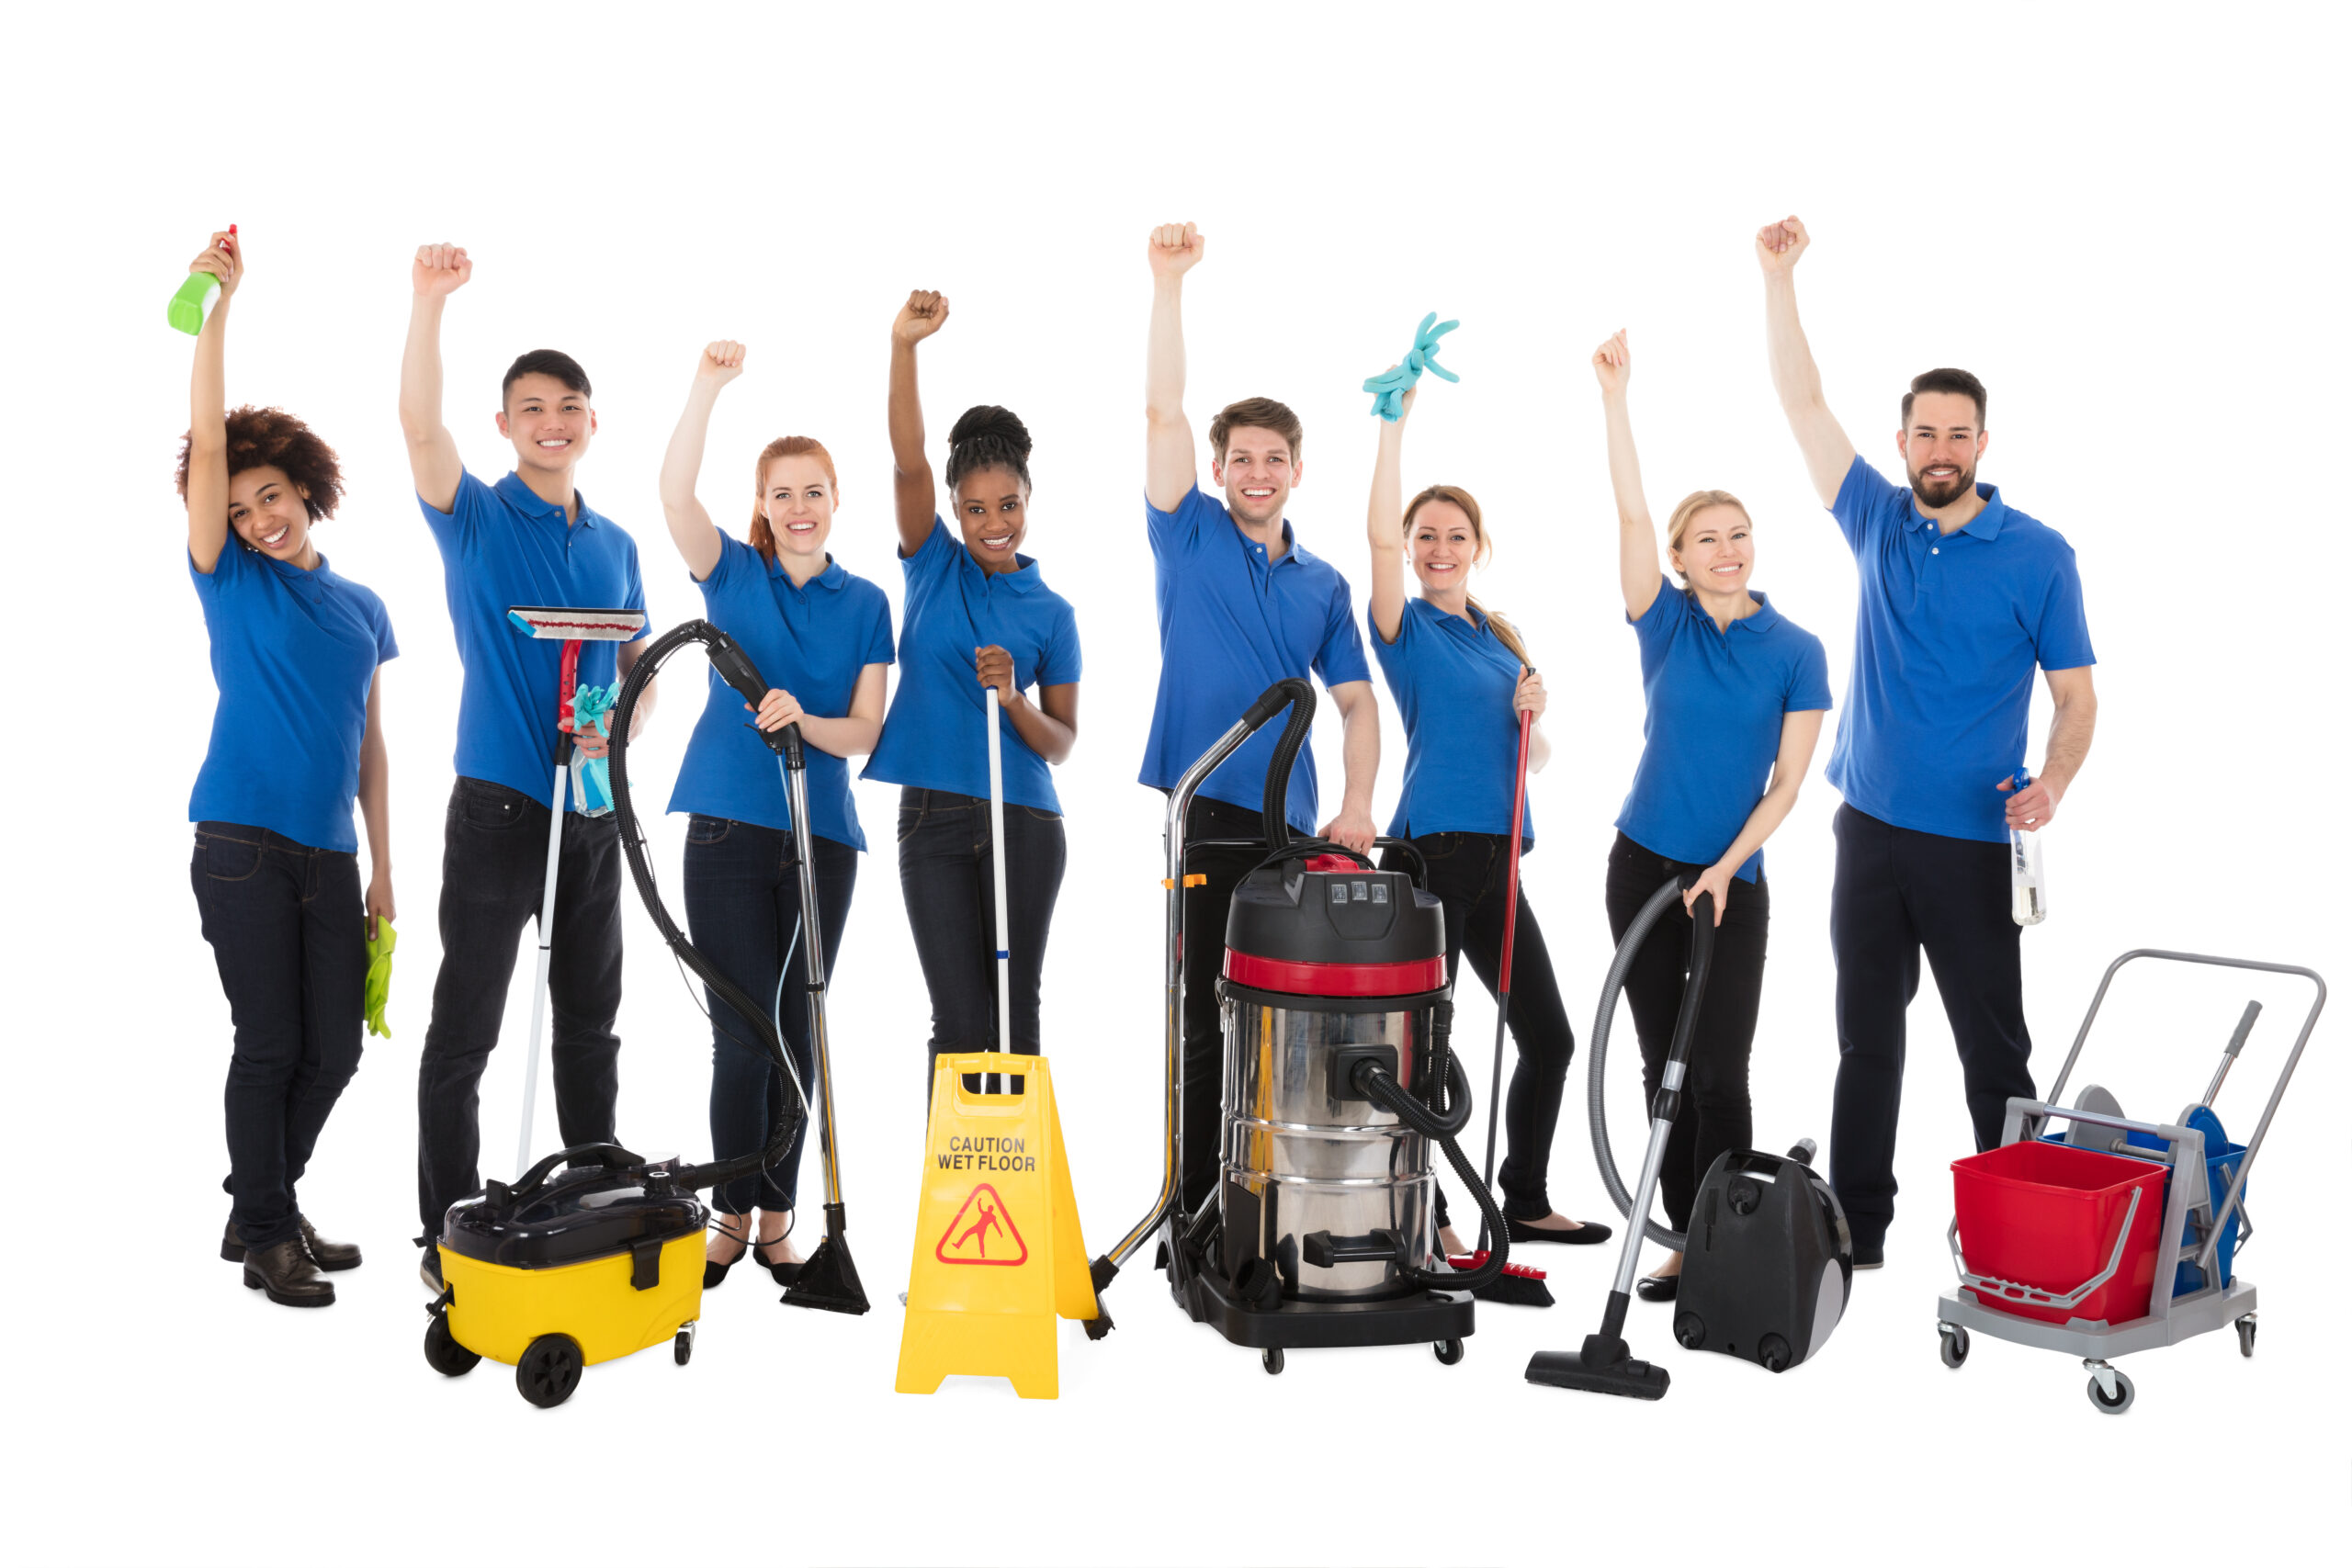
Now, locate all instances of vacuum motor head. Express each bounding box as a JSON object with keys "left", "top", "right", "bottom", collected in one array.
[{"left": 1222, "top": 858, "right": 1446, "bottom": 1000}]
